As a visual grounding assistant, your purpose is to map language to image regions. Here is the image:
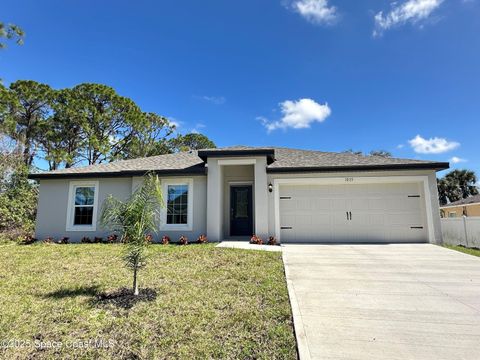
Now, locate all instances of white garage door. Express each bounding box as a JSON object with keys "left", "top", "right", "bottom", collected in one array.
[{"left": 279, "top": 182, "right": 428, "bottom": 243}]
